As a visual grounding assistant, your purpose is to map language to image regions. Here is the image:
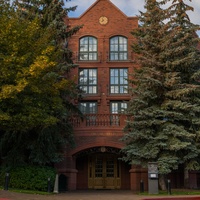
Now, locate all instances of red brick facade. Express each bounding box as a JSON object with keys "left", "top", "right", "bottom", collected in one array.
[
  {"left": 54, "top": 0, "right": 150, "bottom": 191},
  {"left": 54, "top": 0, "right": 147, "bottom": 190}
]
